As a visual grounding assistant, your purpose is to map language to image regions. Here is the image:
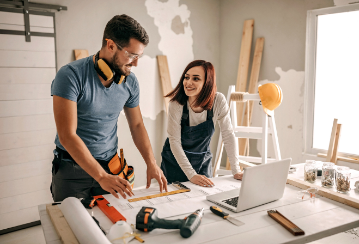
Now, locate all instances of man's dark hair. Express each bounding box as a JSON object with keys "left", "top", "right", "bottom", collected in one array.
[{"left": 102, "top": 14, "right": 149, "bottom": 48}]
